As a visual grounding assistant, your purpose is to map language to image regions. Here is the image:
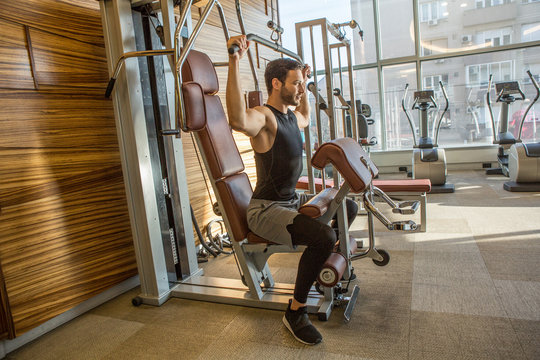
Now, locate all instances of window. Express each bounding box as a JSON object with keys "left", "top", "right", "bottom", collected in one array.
[
  {"left": 466, "top": 60, "right": 513, "bottom": 86},
  {"left": 423, "top": 74, "right": 449, "bottom": 89},
  {"left": 476, "top": 0, "right": 512, "bottom": 8},
  {"left": 522, "top": 23, "right": 540, "bottom": 42},
  {"left": 477, "top": 28, "right": 512, "bottom": 48},
  {"left": 421, "top": 38, "right": 449, "bottom": 56},
  {"left": 419, "top": 0, "right": 449, "bottom": 22},
  {"left": 382, "top": 63, "right": 417, "bottom": 150},
  {"left": 379, "top": 0, "right": 415, "bottom": 59}
]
